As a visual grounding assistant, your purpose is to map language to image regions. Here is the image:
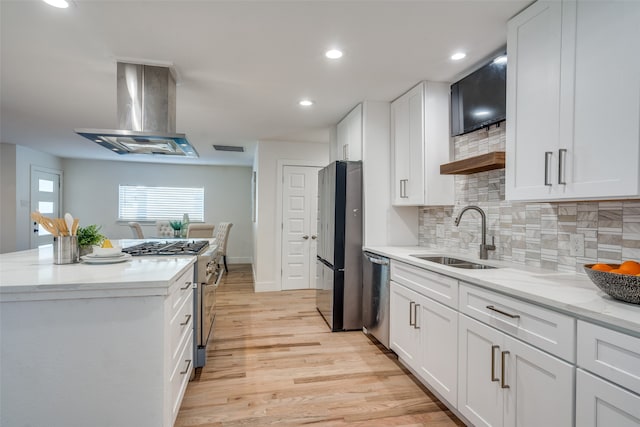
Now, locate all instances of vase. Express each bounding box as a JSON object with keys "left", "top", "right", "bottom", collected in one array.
[
  {"left": 79, "top": 246, "right": 93, "bottom": 257},
  {"left": 173, "top": 229, "right": 181, "bottom": 238}
]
